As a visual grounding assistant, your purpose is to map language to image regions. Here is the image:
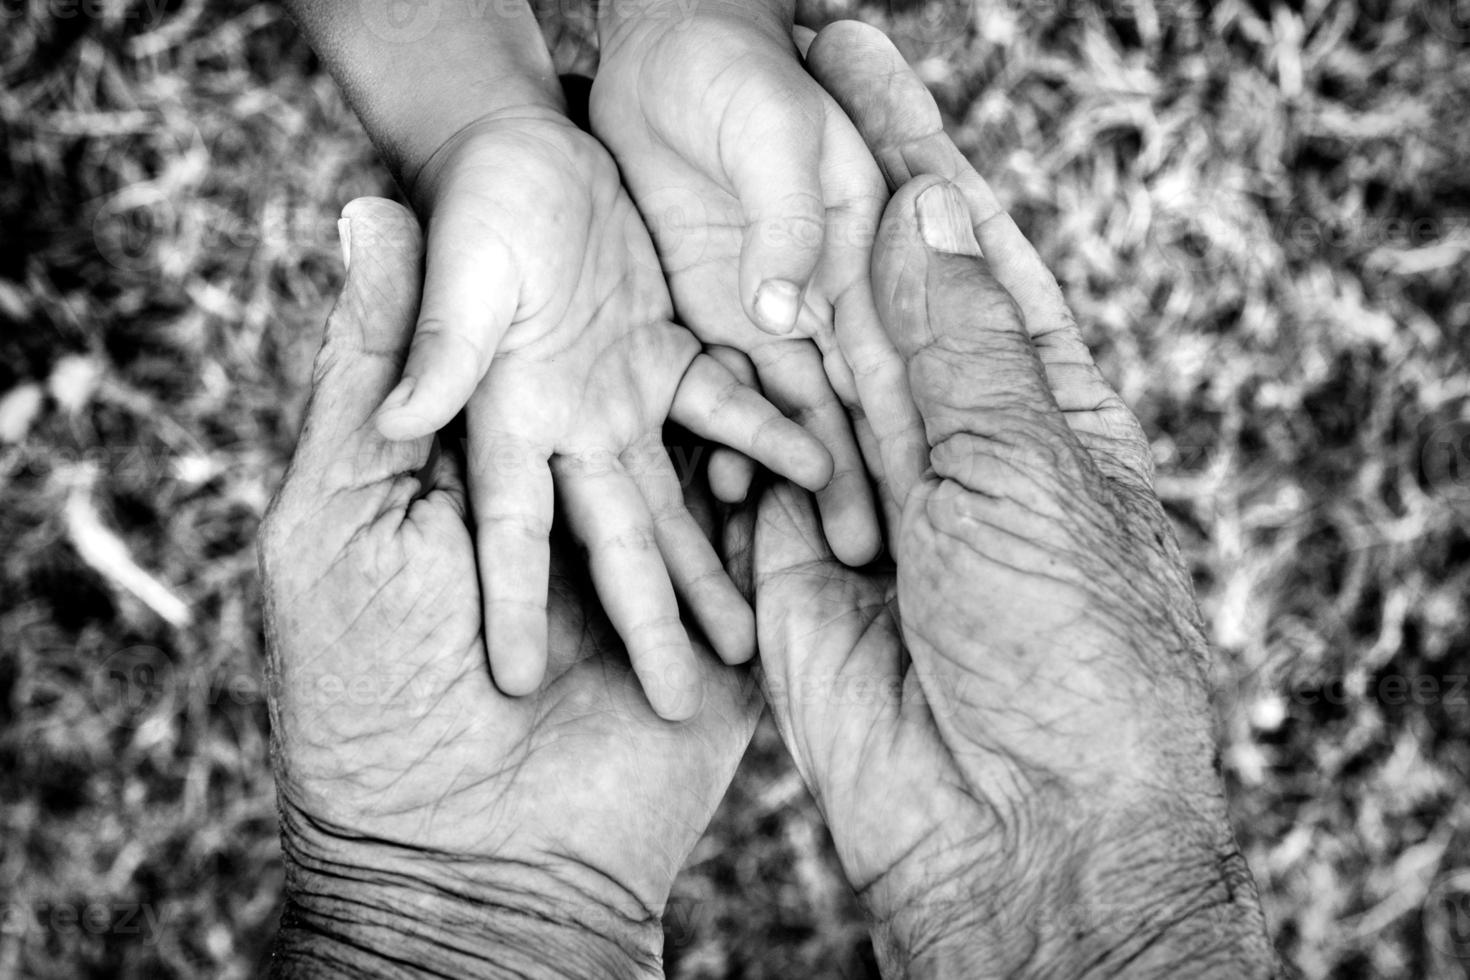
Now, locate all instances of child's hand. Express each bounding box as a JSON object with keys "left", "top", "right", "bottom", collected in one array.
[
  {"left": 590, "top": 7, "right": 918, "bottom": 564},
  {"left": 374, "top": 109, "right": 833, "bottom": 718}
]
